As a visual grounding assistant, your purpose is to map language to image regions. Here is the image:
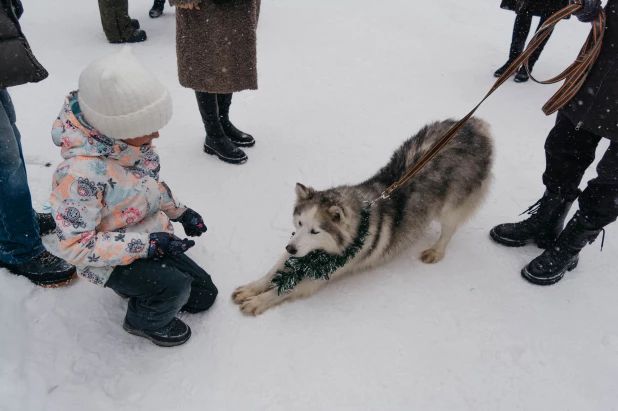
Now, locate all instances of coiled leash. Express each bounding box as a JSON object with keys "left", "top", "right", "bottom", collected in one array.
[{"left": 370, "top": 0, "right": 606, "bottom": 206}]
